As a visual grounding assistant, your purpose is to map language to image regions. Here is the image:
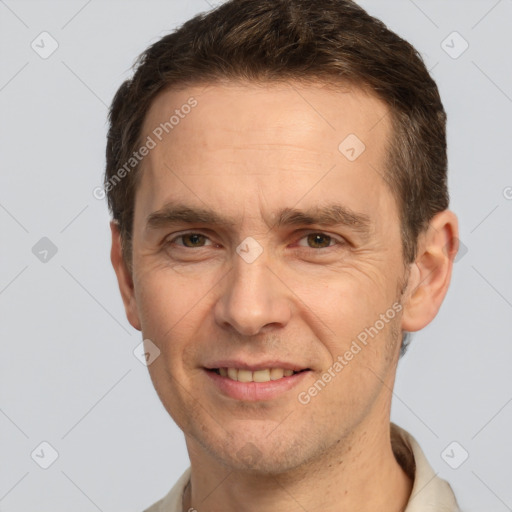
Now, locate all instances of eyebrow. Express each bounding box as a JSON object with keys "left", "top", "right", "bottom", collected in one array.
[{"left": 146, "top": 201, "right": 372, "bottom": 238}]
